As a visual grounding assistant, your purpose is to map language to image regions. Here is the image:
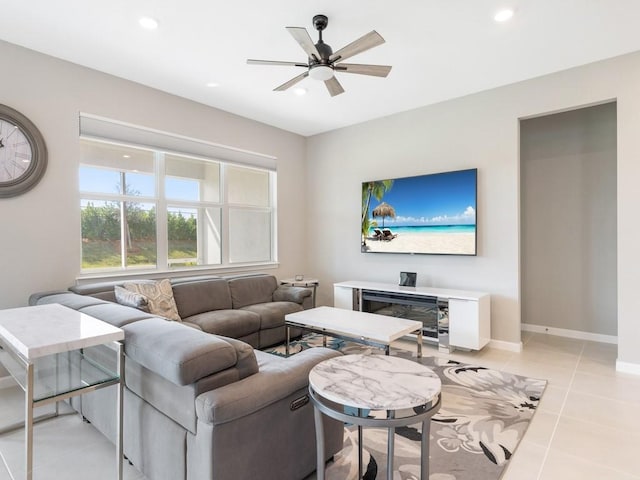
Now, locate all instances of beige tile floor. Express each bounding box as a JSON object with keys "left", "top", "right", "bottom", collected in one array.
[{"left": 1, "top": 331, "right": 639, "bottom": 480}]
